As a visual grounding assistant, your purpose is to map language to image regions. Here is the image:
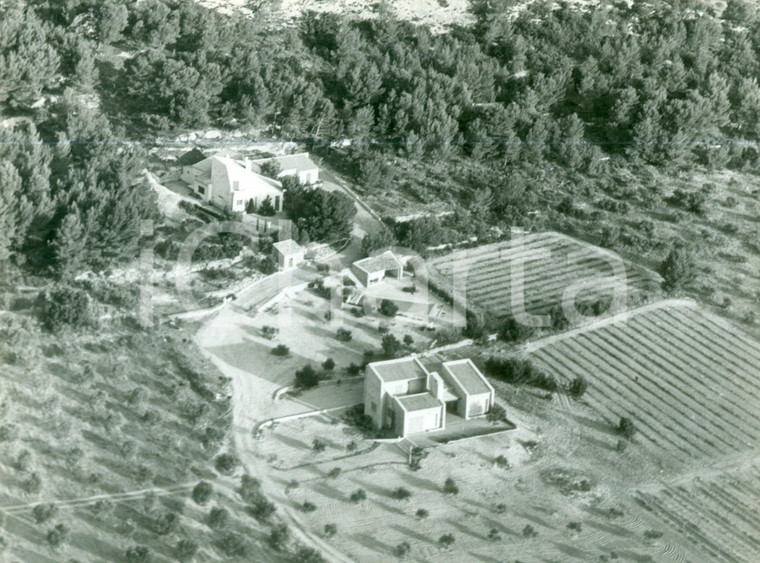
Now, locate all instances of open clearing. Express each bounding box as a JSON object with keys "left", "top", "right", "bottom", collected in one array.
[{"left": 427, "top": 231, "right": 661, "bottom": 319}]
